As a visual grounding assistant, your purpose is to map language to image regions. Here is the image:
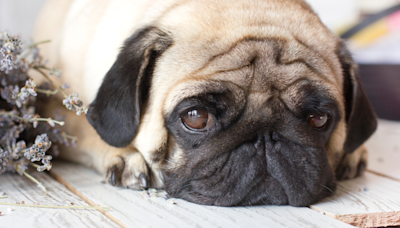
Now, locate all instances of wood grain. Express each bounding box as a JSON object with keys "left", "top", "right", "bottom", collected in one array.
[
  {"left": 311, "top": 172, "right": 400, "bottom": 227},
  {"left": 50, "top": 161, "right": 353, "bottom": 228},
  {"left": 0, "top": 169, "right": 118, "bottom": 228},
  {"left": 365, "top": 119, "right": 400, "bottom": 181}
]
